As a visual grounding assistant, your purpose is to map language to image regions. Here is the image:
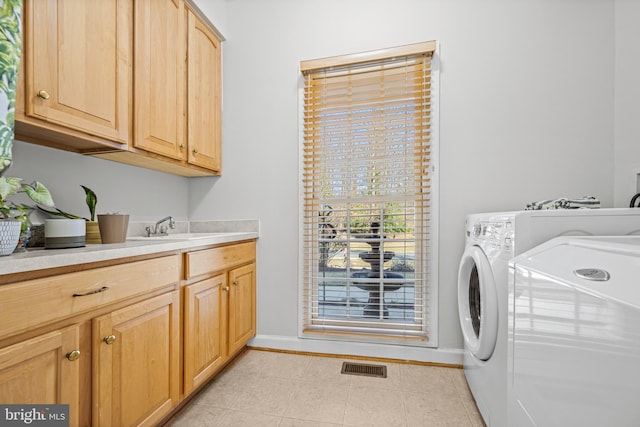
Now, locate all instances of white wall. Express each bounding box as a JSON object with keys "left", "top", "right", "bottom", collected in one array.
[
  {"left": 192, "top": 0, "right": 229, "bottom": 39},
  {"left": 614, "top": 0, "right": 640, "bottom": 207},
  {"left": 188, "top": 0, "right": 616, "bottom": 358},
  {"left": 8, "top": 141, "right": 189, "bottom": 222}
]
